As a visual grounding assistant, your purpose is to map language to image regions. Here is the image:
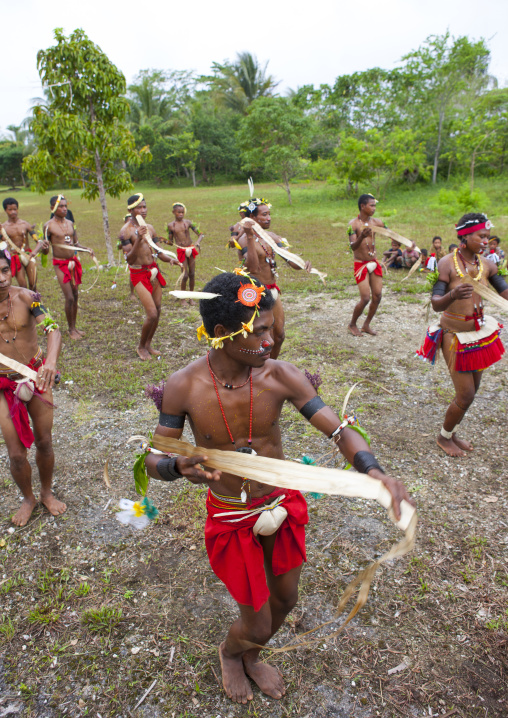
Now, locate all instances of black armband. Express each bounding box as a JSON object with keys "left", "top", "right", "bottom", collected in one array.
[
  {"left": 156, "top": 457, "right": 182, "bottom": 482},
  {"left": 489, "top": 273, "right": 508, "bottom": 294},
  {"left": 299, "top": 396, "right": 326, "bottom": 420},
  {"left": 30, "top": 301, "right": 47, "bottom": 318},
  {"left": 353, "top": 451, "right": 384, "bottom": 475},
  {"left": 120, "top": 238, "right": 131, "bottom": 247},
  {"left": 240, "top": 247, "right": 248, "bottom": 256},
  {"left": 231, "top": 231, "right": 239, "bottom": 237},
  {"left": 432, "top": 280, "right": 447, "bottom": 297},
  {"left": 159, "top": 412, "right": 185, "bottom": 429}
]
